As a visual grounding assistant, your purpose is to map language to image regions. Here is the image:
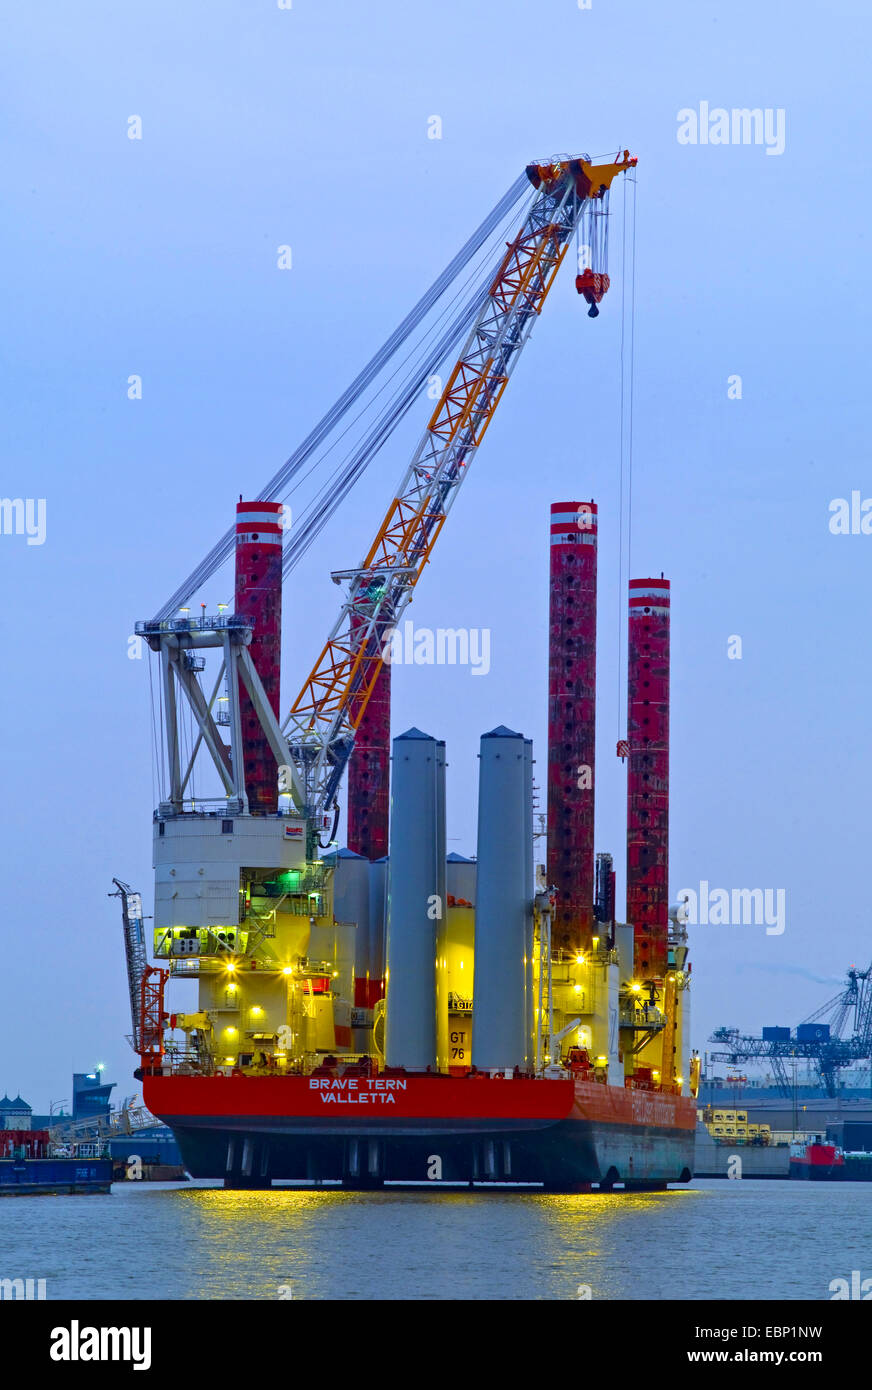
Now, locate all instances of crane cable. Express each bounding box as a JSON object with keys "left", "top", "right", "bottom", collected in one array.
[
  {"left": 147, "top": 649, "right": 159, "bottom": 811},
  {"left": 277, "top": 195, "right": 525, "bottom": 580},
  {"left": 617, "top": 170, "right": 638, "bottom": 741},
  {"left": 152, "top": 174, "right": 530, "bottom": 622}
]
